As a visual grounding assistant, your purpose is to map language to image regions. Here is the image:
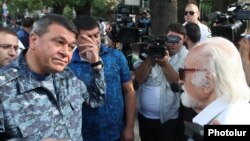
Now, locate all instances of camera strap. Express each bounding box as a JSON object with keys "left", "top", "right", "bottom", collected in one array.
[{"left": 139, "top": 53, "right": 147, "bottom": 60}]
